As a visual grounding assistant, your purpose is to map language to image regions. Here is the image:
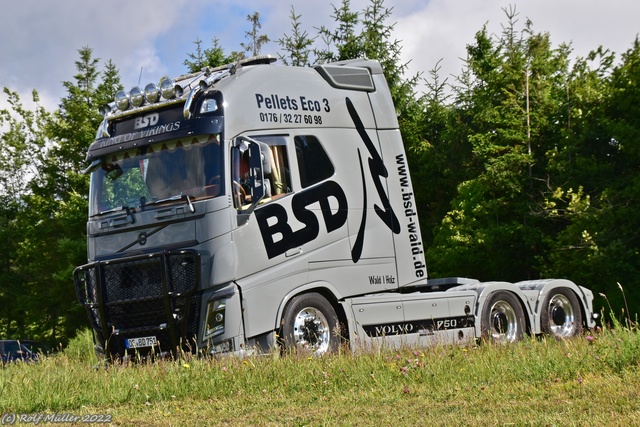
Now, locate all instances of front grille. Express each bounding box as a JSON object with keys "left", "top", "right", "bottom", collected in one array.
[{"left": 74, "top": 250, "right": 200, "bottom": 358}]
